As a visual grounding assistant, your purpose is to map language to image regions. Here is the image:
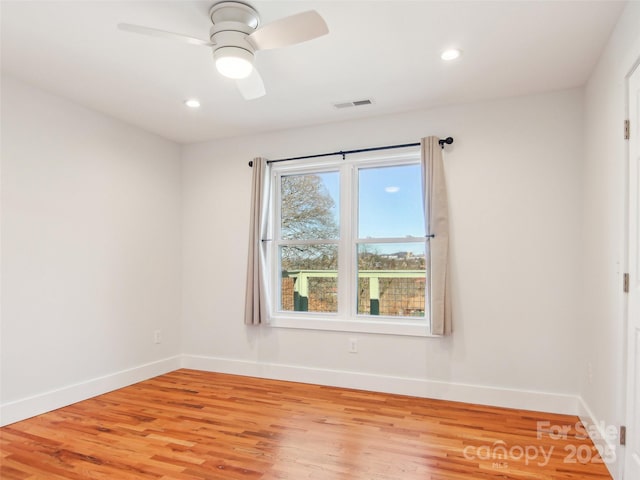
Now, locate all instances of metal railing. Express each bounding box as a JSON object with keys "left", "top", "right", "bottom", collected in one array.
[{"left": 281, "top": 270, "right": 425, "bottom": 316}]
